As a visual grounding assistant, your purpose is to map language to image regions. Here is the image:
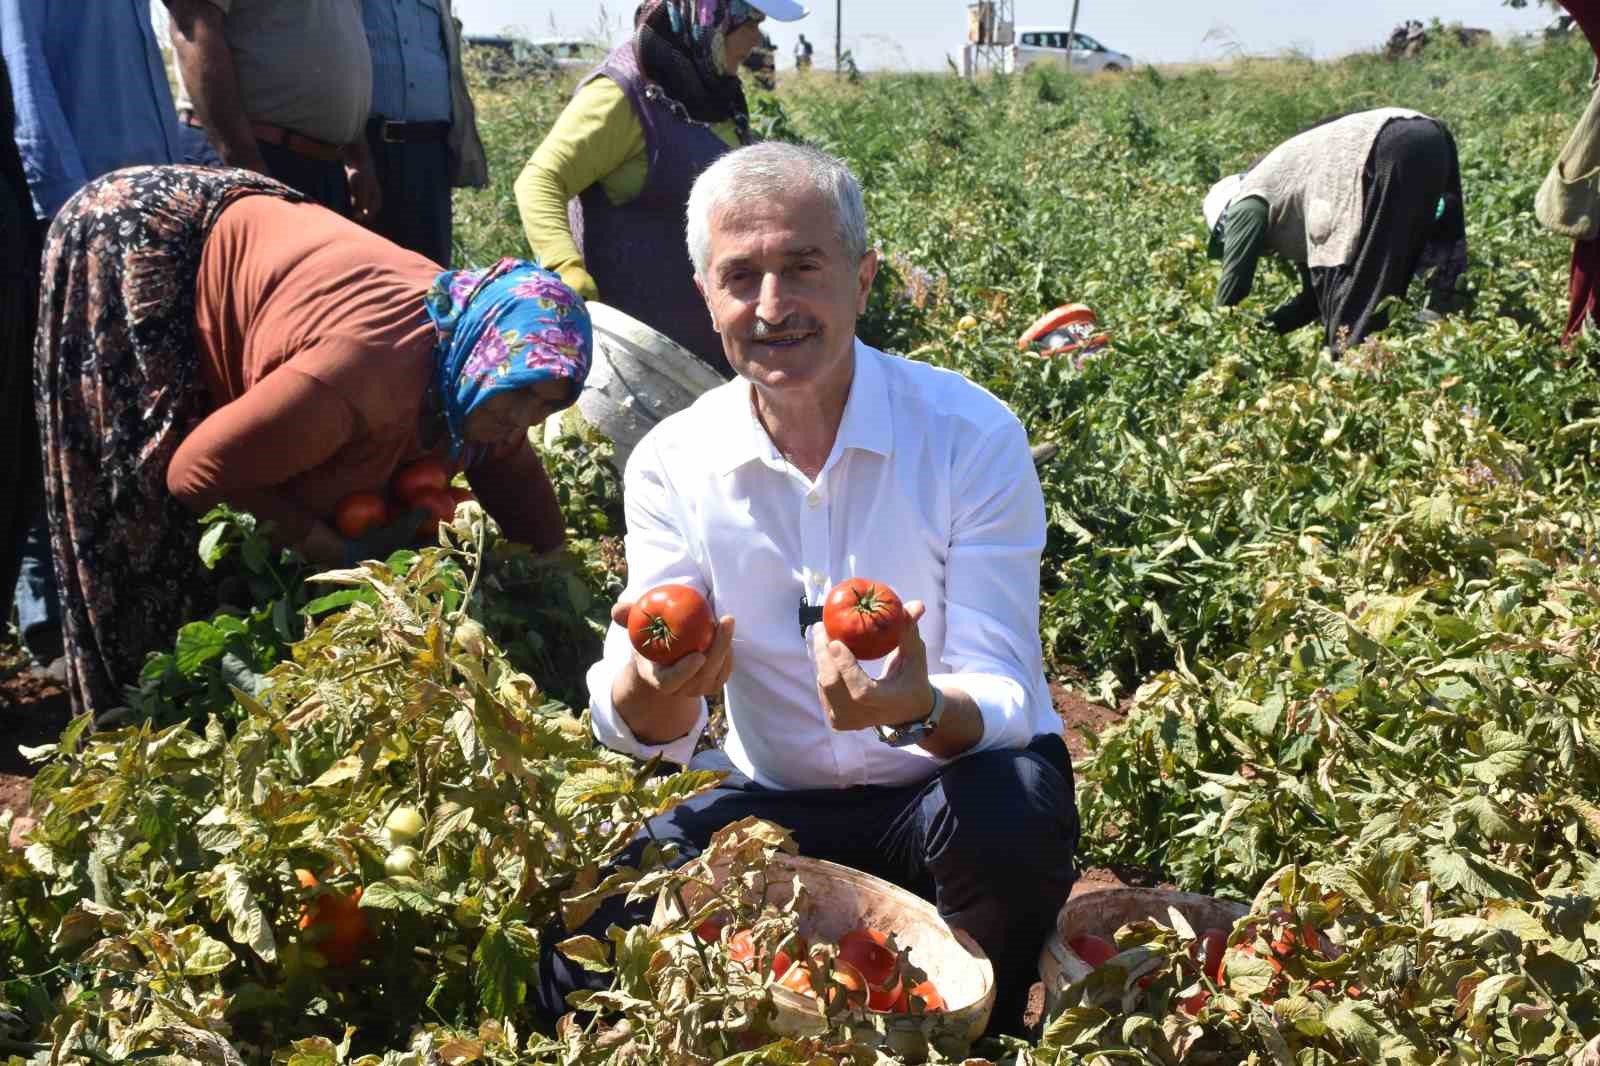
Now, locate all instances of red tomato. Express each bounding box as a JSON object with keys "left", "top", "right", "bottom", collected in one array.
[
  {"left": 904, "top": 979, "right": 945, "bottom": 1013},
  {"left": 1068, "top": 933, "right": 1119, "bottom": 968},
  {"left": 771, "top": 935, "right": 806, "bottom": 979},
  {"left": 295, "top": 868, "right": 370, "bottom": 967},
  {"left": 838, "top": 927, "right": 904, "bottom": 1012},
  {"left": 727, "top": 928, "right": 757, "bottom": 967},
  {"left": 410, "top": 488, "right": 458, "bottom": 537},
  {"left": 821, "top": 578, "right": 907, "bottom": 660},
  {"left": 1192, "top": 927, "right": 1228, "bottom": 985},
  {"left": 1180, "top": 989, "right": 1211, "bottom": 1015},
  {"left": 693, "top": 915, "right": 728, "bottom": 943},
  {"left": 333, "top": 492, "right": 390, "bottom": 539},
  {"left": 392, "top": 457, "right": 450, "bottom": 505},
  {"left": 627, "top": 584, "right": 715, "bottom": 665}
]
